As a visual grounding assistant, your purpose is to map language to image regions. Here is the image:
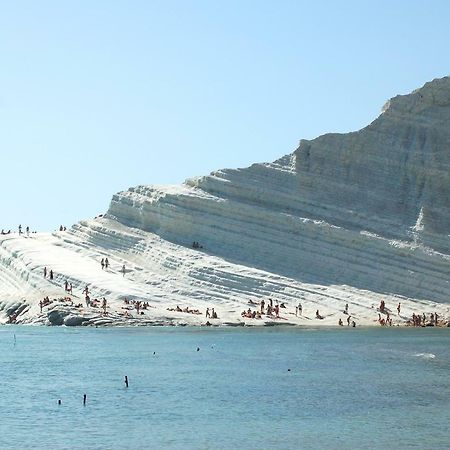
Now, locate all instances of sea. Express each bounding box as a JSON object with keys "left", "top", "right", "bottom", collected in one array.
[{"left": 0, "top": 326, "right": 449, "bottom": 449}]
